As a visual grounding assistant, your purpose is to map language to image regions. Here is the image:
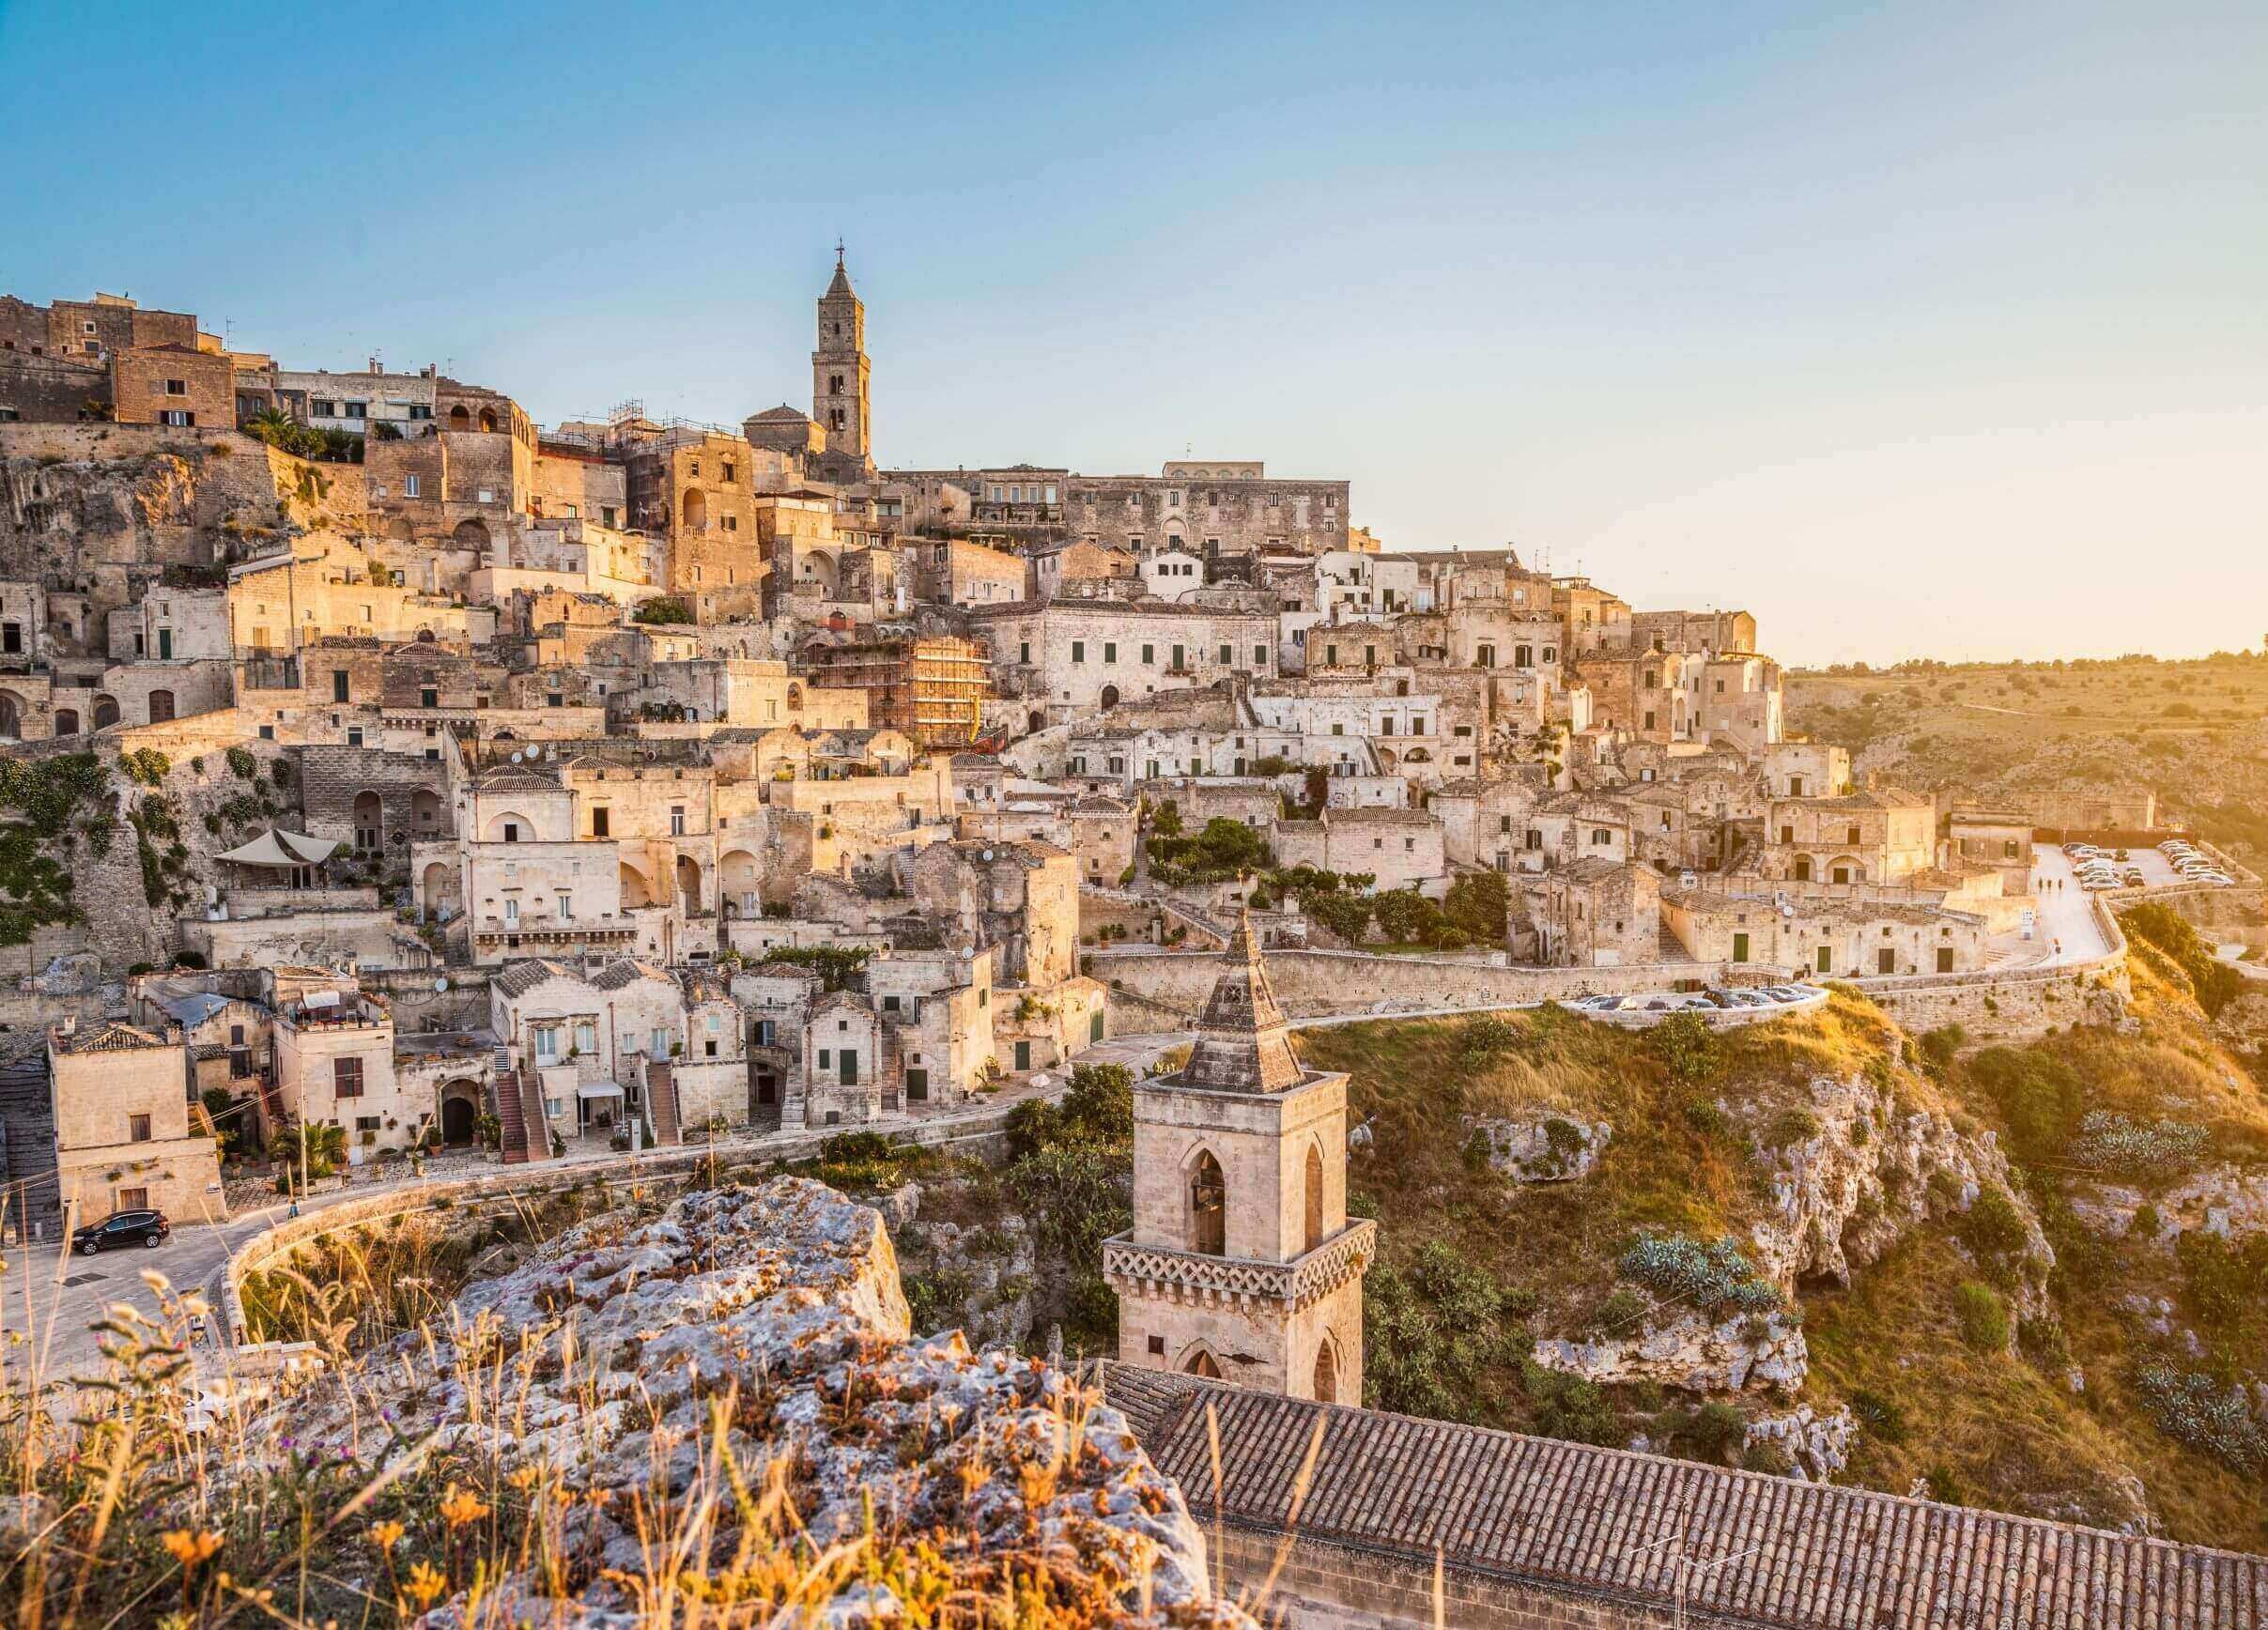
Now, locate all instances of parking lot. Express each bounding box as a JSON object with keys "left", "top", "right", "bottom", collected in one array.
[
  {"left": 2047, "top": 842, "right": 2190, "bottom": 890},
  {"left": 1571, "top": 983, "right": 1831, "bottom": 1029}
]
